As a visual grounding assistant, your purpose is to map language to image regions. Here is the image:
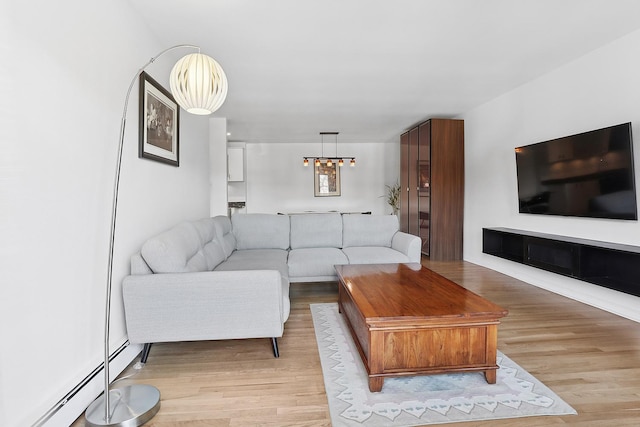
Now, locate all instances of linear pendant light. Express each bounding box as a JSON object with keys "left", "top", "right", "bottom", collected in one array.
[{"left": 303, "top": 132, "right": 355, "bottom": 167}]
